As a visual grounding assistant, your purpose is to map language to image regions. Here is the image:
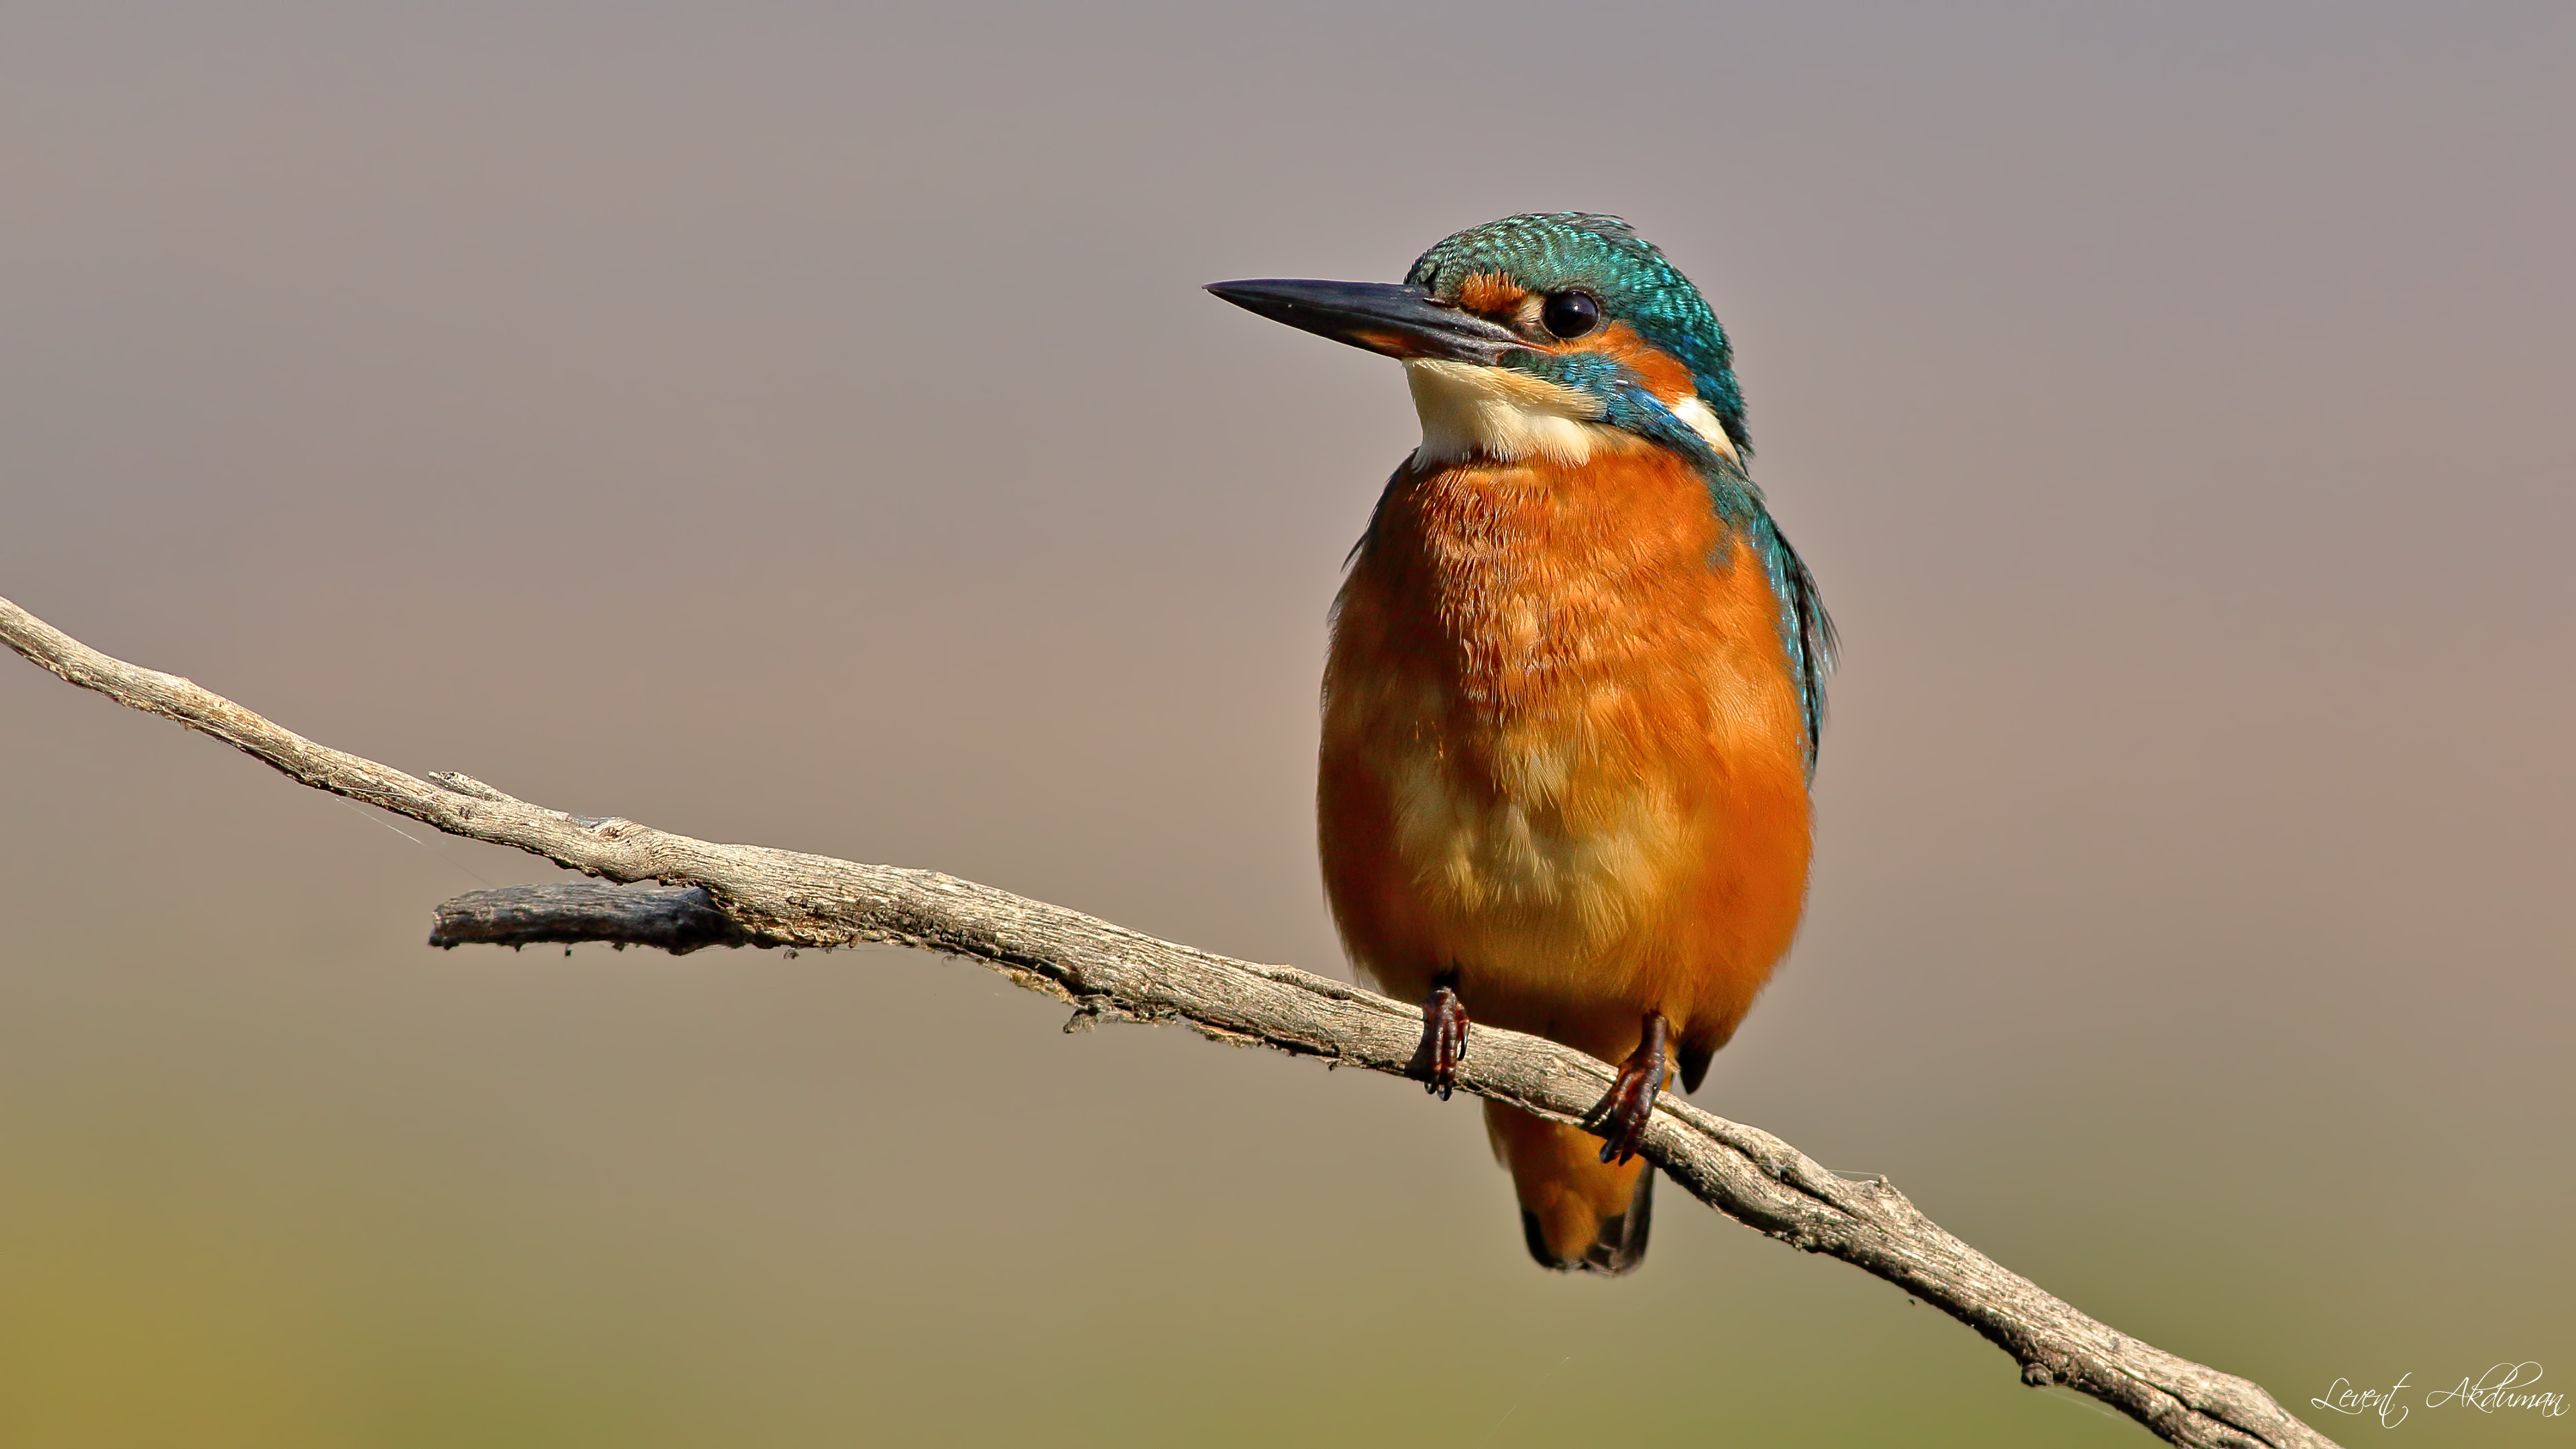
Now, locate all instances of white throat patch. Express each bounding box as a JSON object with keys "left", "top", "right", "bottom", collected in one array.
[
  {"left": 1403, "top": 360, "right": 1743, "bottom": 468},
  {"left": 1405, "top": 360, "right": 1606, "bottom": 466}
]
